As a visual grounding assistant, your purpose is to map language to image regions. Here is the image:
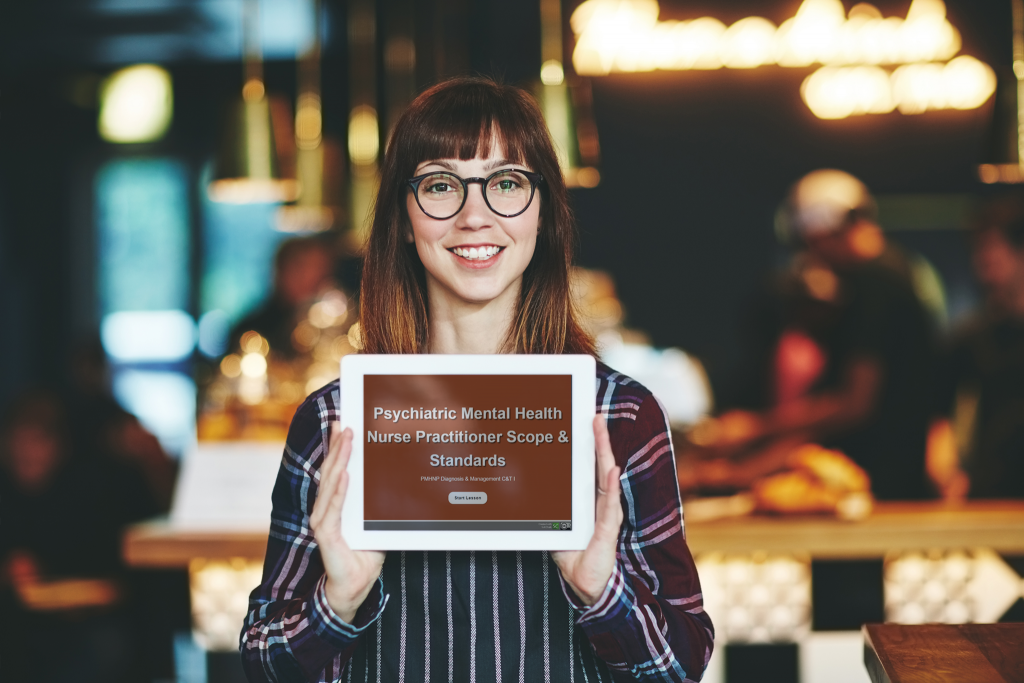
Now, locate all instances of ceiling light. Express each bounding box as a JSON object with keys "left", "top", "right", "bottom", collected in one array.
[{"left": 98, "top": 64, "right": 173, "bottom": 144}]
